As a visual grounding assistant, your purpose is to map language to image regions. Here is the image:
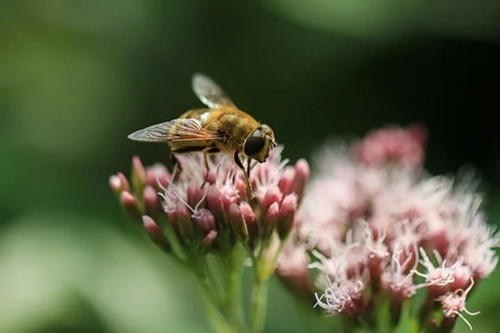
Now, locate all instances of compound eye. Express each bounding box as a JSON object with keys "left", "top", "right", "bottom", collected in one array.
[{"left": 244, "top": 134, "right": 266, "bottom": 157}]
